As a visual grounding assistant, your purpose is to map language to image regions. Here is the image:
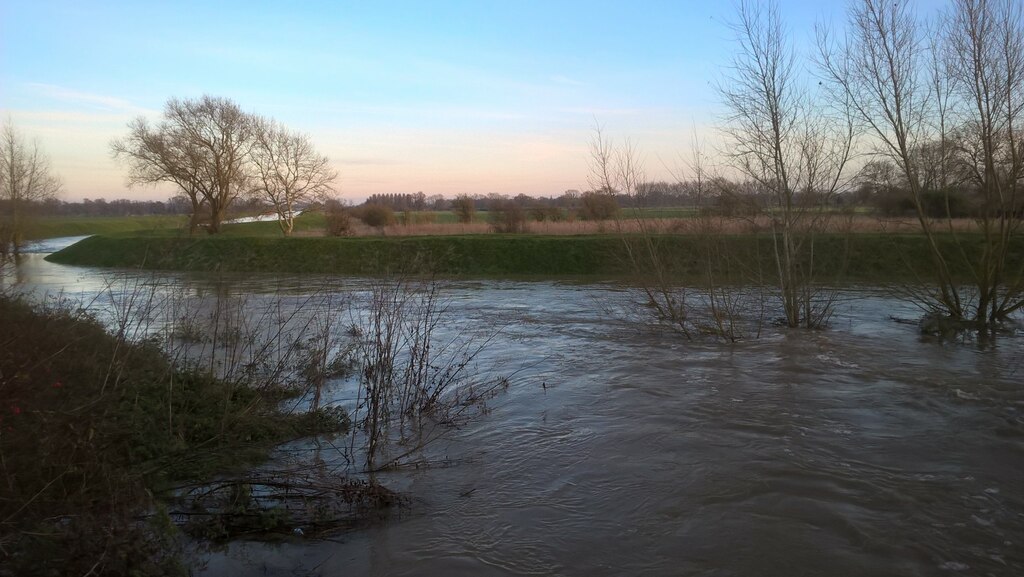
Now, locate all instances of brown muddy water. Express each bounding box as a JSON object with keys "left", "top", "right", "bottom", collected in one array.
[{"left": 9, "top": 239, "right": 1024, "bottom": 577}]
